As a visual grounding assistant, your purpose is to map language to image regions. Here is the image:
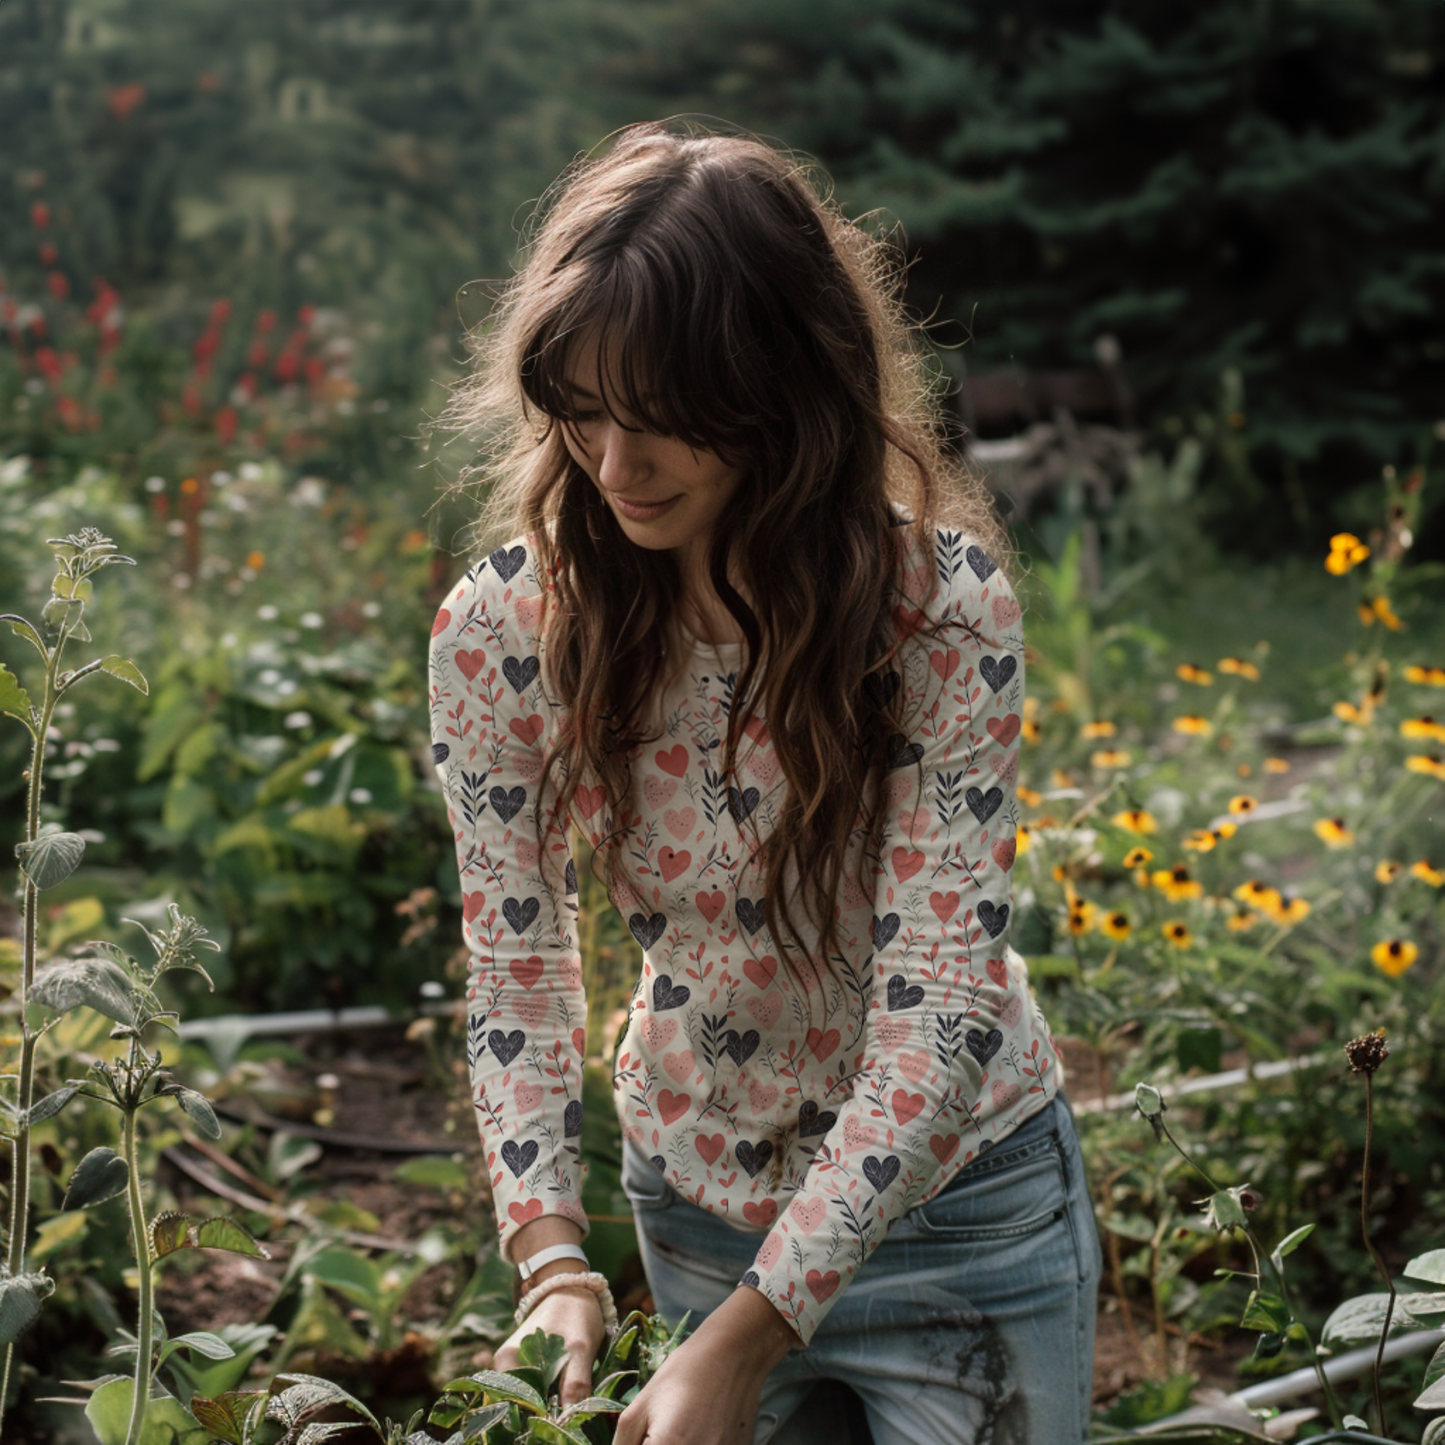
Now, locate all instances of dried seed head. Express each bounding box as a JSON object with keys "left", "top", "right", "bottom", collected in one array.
[{"left": 1344, "top": 1028, "right": 1389, "bottom": 1075}]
